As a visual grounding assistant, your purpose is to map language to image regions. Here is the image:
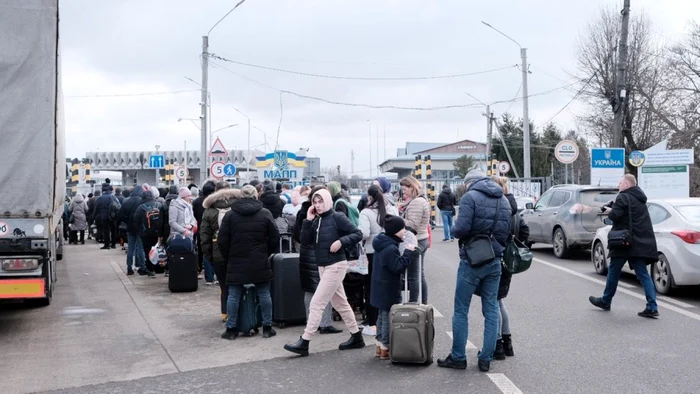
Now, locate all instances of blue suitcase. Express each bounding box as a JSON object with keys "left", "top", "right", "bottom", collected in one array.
[{"left": 238, "top": 284, "right": 263, "bottom": 336}]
